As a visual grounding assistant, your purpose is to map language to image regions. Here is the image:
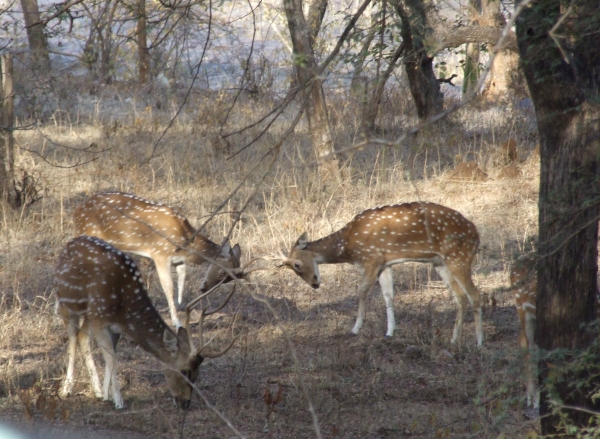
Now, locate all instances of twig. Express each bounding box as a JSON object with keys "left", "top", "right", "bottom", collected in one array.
[{"left": 548, "top": 4, "right": 574, "bottom": 64}]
